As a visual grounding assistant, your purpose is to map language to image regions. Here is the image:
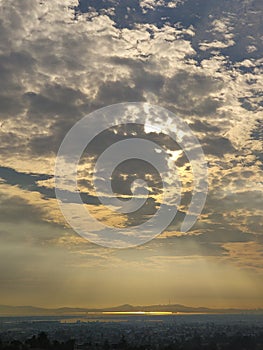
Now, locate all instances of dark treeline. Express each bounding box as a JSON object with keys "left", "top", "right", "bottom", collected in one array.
[
  {"left": 1, "top": 331, "right": 263, "bottom": 350},
  {"left": 0, "top": 332, "right": 75, "bottom": 350},
  {"left": 99, "top": 332, "right": 263, "bottom": 350}
]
